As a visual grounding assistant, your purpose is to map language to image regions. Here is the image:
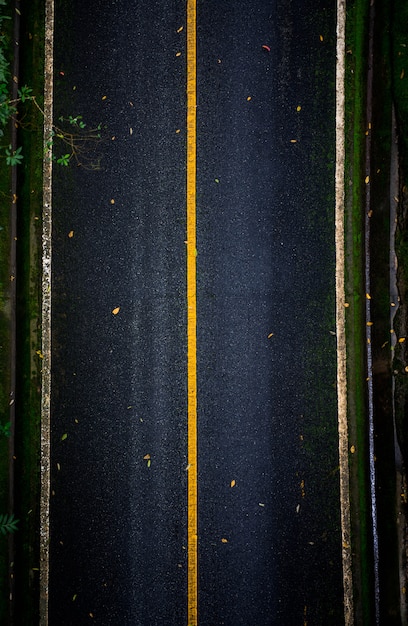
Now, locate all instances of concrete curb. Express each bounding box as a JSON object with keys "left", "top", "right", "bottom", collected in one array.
[
  {"left": 39, "top": 0, "right": 54, "bottom": 624},
  {"left": 335, "top": 2, "right": 354, "bottom": 624}
]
